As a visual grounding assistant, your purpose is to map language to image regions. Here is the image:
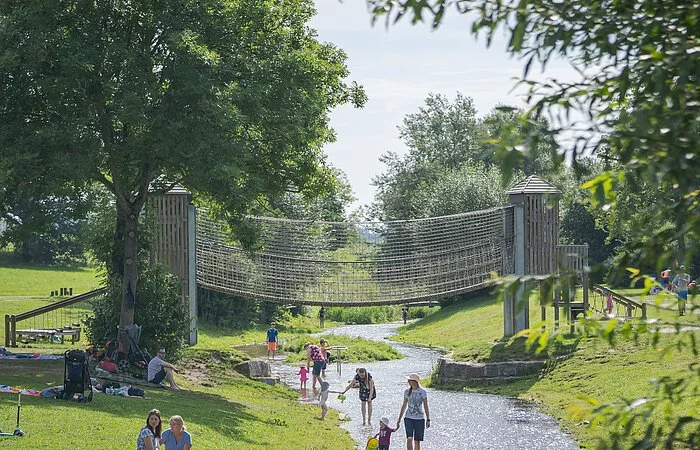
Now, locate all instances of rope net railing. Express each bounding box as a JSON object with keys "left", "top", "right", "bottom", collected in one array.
[{"left": 196, "top": 206, "right": 514, "bottom": 306}]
